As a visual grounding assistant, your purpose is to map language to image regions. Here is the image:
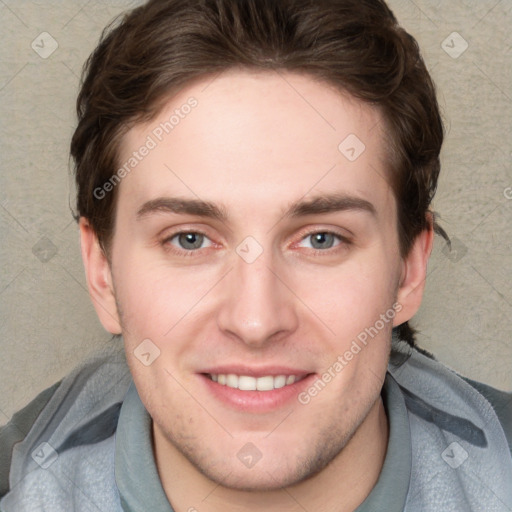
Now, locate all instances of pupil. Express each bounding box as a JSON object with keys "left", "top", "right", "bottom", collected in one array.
[
  {"left": 312, "top": 233, "right": 333, "bottom": 249},
  {"left": 179, "top": 233, "right": 202, "bottom": 249}
]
